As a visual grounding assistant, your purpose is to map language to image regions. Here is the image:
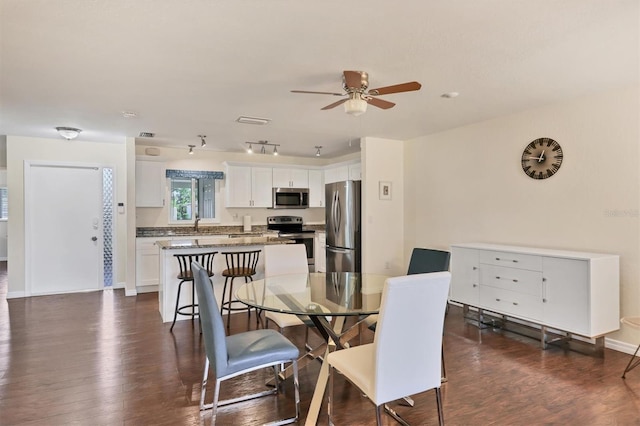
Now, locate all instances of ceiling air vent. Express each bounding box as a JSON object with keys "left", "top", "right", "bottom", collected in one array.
[
  {"left": 236, "top": 116, "right": 271, "bottom": 125},
  {"left": 139, "top": 132, "right": 155, "bottom": 138}
]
